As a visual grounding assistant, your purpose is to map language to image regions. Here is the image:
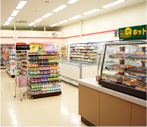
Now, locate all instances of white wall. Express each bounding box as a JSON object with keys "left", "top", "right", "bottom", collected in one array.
[
  {"left": 61, "top": 2, "right": 146, "bottom": 41},
  {"left": 0, "top": 30, "right": 65, "bottom": 48}
]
